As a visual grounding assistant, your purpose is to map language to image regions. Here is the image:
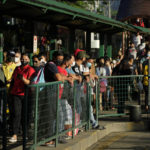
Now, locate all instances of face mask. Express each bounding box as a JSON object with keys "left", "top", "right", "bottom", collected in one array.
[
  {"left": 86, "top": 62, "right": 92, "bottom": 68},
  {"left": 71, "top": 61, "right": 75, "bottom": 67},
  {"left": 147, "top": 54, "right": 150, "bottom": 57},
  {"left": 15, "top": 57, "right": 20, "bottom": 63},
  {"left": 55, "top": 60, "right": 63, "bottom": 66},
  {"left": 21, "top": 61, "right": 28, "bottom": 66},
  {"left": 40, "top": 59, "right": 46, "bottom": 64}
]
